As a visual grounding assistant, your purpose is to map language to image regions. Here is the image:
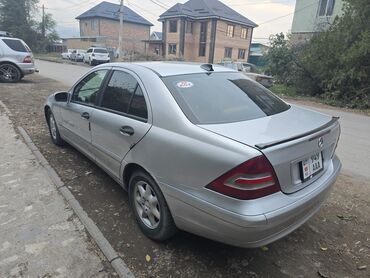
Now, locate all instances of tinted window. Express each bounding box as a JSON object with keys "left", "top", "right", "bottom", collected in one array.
[
  {"left": 101, "top": 71, "right": 138, "bottom": 114},
  {"left": 3, "top": 39, "right": 27, "bottom": 52},
  {"left": 162, "top": 73, "right": 290, "bottom": 124},
  {"left": 72, "top": 70, "right": 107, "bottom": 105},
  {"left": 94, "top": 48, "right": 108, "bottom": 53},
  {"left": 128, "top": 86, "right": 148, "bottom": 119}
]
